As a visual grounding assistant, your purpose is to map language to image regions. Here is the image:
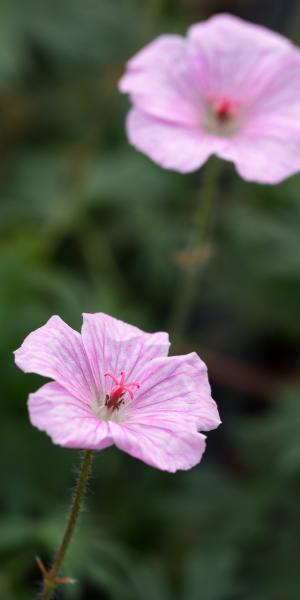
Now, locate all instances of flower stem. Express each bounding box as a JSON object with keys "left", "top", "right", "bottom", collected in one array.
[
  {"left": 170, "top": 157, "right": 219, "bottom": 342},
  {"left": 40, "top": 450, "right": 93, "bottom": 600}
]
